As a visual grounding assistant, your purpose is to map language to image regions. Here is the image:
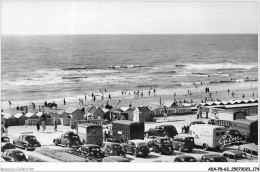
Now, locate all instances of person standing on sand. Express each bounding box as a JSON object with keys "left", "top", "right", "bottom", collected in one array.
[
  {"left": 8, "top": 101, "right": 11, "bottom": 107},
  {"left": 64, "top": 98, "right": 66, "bottom": 105},
  {"left": 4, "top": 123, "right": 8, "bottom": 136},
  {"left": 85, "top": 94, "right": 87, "bottom": 101},
  {"left": 108, "top": 94, "right": 111, "bottom": 100},
  {"left": 41, "top": 120, "right": 46, "bottom": 132},
  {"left": 163, "top": 106, "right": 167, "bottom": 120},
  {"left": 53, "top": 119, "right": 57, "bottom": 132},
  {"left": 1, "top": 122, "right": 5, "bottom": 135},
  {"left": 36, "top": 120, "right": 40, "bottom": 133},
  {"left": 1, "top": 107, "right": 3, "bottom": 112},
  {"left": 148, "top": 90, "right": 150, "bottom": 97},
  {"left": 129, "top": 101, "right": 132, "bottom": 107}
]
